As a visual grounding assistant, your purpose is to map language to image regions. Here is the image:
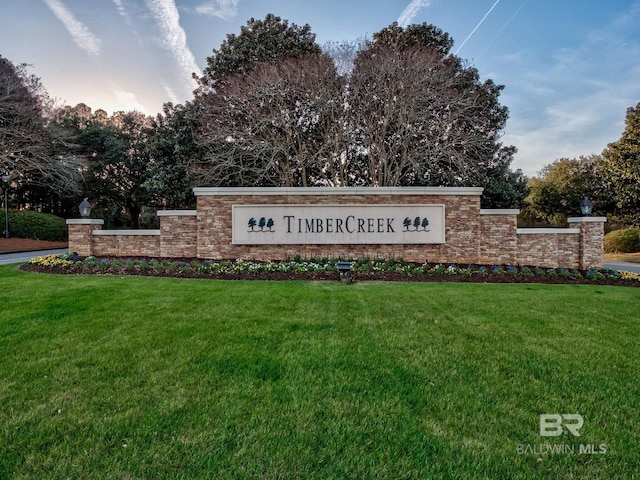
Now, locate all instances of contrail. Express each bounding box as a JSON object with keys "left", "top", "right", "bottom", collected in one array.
[
  {"left": 43, "top": 0, "right": 102, "bottom": 56},
  {"left": 146, "top": 0, "right": 201, "bottom": 83},
  {"left": 480, "top": 1, "right": 527, "bottom": 56},
  {"left": 398, "top": 0, "right": 432, "bottom": 27},
  {"left": 454, "top": 0, "right": 501, "bottom": 55}
]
